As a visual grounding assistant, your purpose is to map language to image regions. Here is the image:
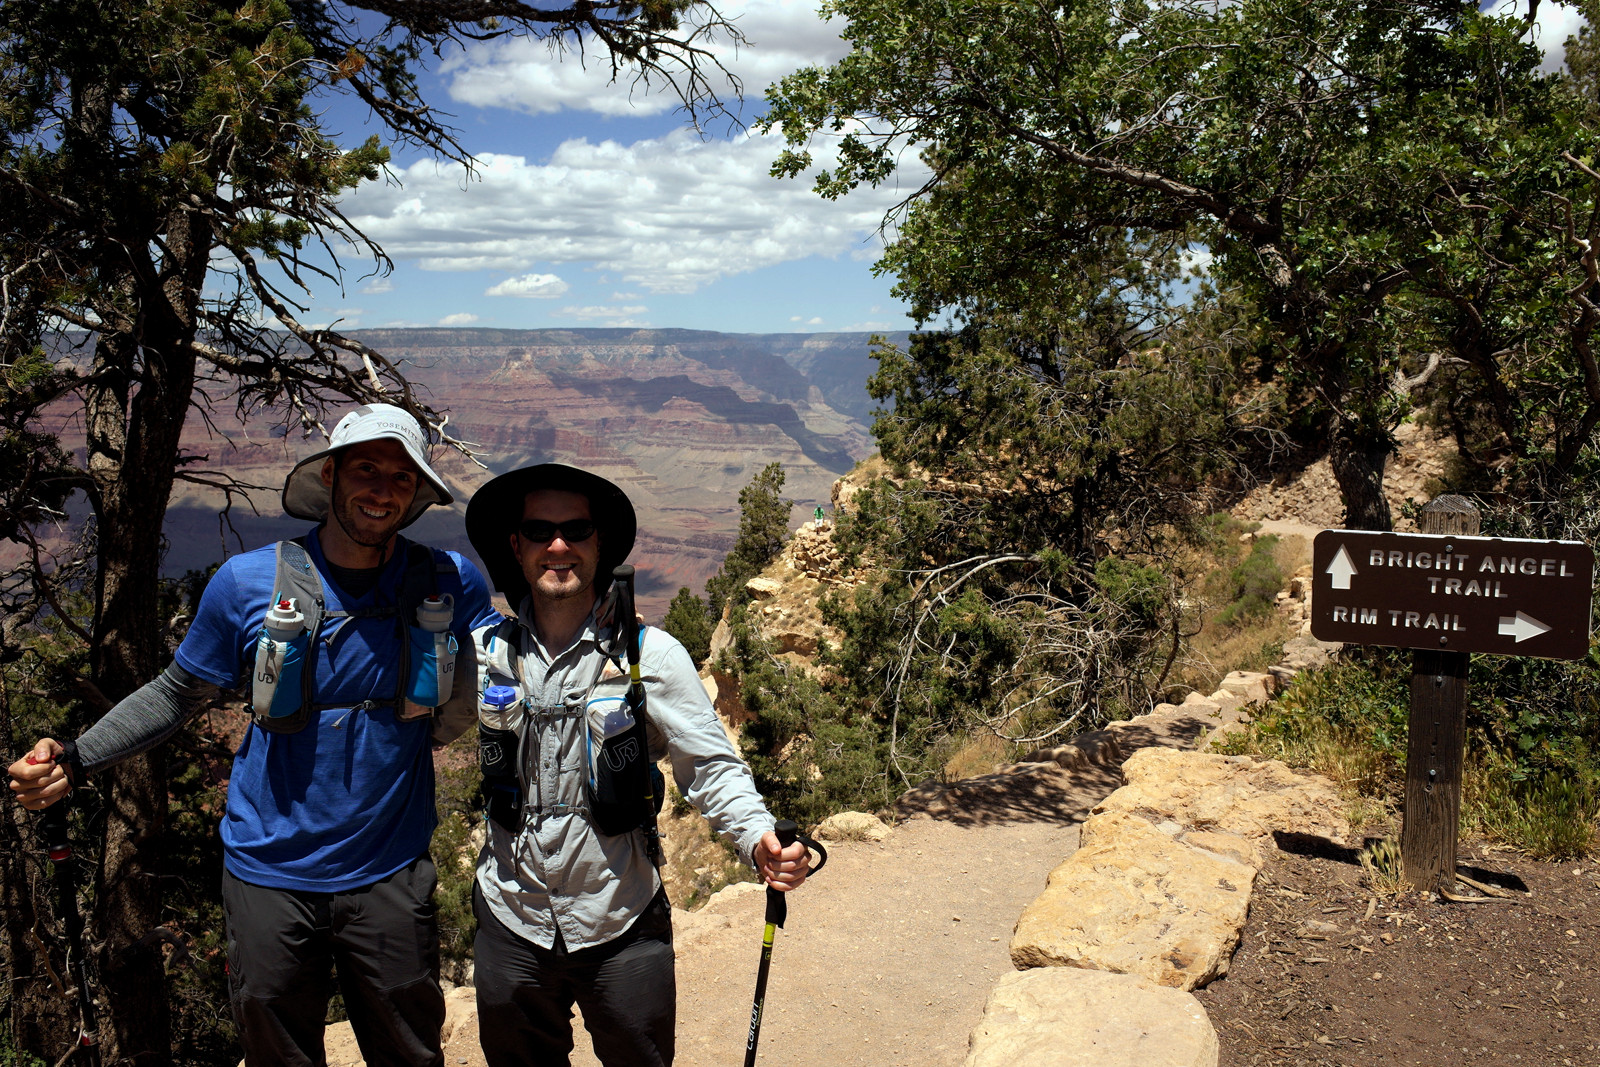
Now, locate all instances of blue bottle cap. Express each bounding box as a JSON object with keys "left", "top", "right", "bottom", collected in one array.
[{"left": 484, "top": 685, "right": 519, "bottom": 708}]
